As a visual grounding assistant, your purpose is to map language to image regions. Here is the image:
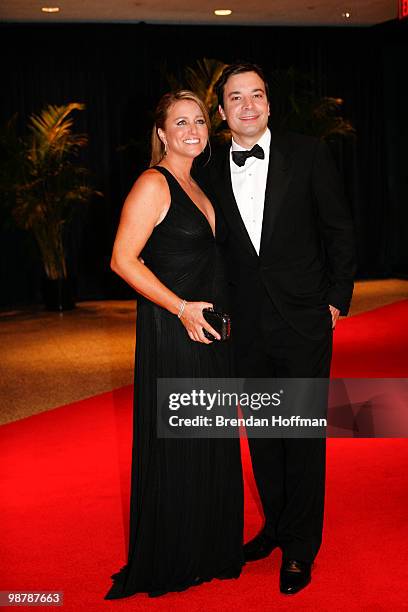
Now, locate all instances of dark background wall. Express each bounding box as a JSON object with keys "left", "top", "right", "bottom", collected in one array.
[{"left": 0, "top": 20, "right": 407, "bottom": 307}]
